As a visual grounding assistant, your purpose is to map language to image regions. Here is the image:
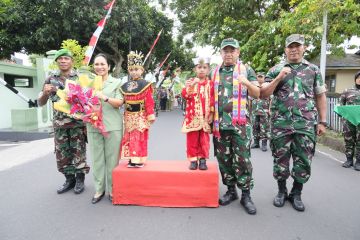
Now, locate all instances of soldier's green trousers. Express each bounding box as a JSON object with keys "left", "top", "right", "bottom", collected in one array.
[
  {"left": 343, "top": 120, "right": 360, "bottom": 160},
  {"left": 270, "top": 133, "right": 315, "bottom": 184},
  {"left": 213, "top": 127, "right": 254, "bottom": 190},
  {"left": 252, "top": 114, "right": 270, "bottom": 140},
  {"left": 88, "top": 131, "right": 122, "bottom": 194},
  {"left": 54, "top": 127, "right": 89, "bottom": 175}
]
